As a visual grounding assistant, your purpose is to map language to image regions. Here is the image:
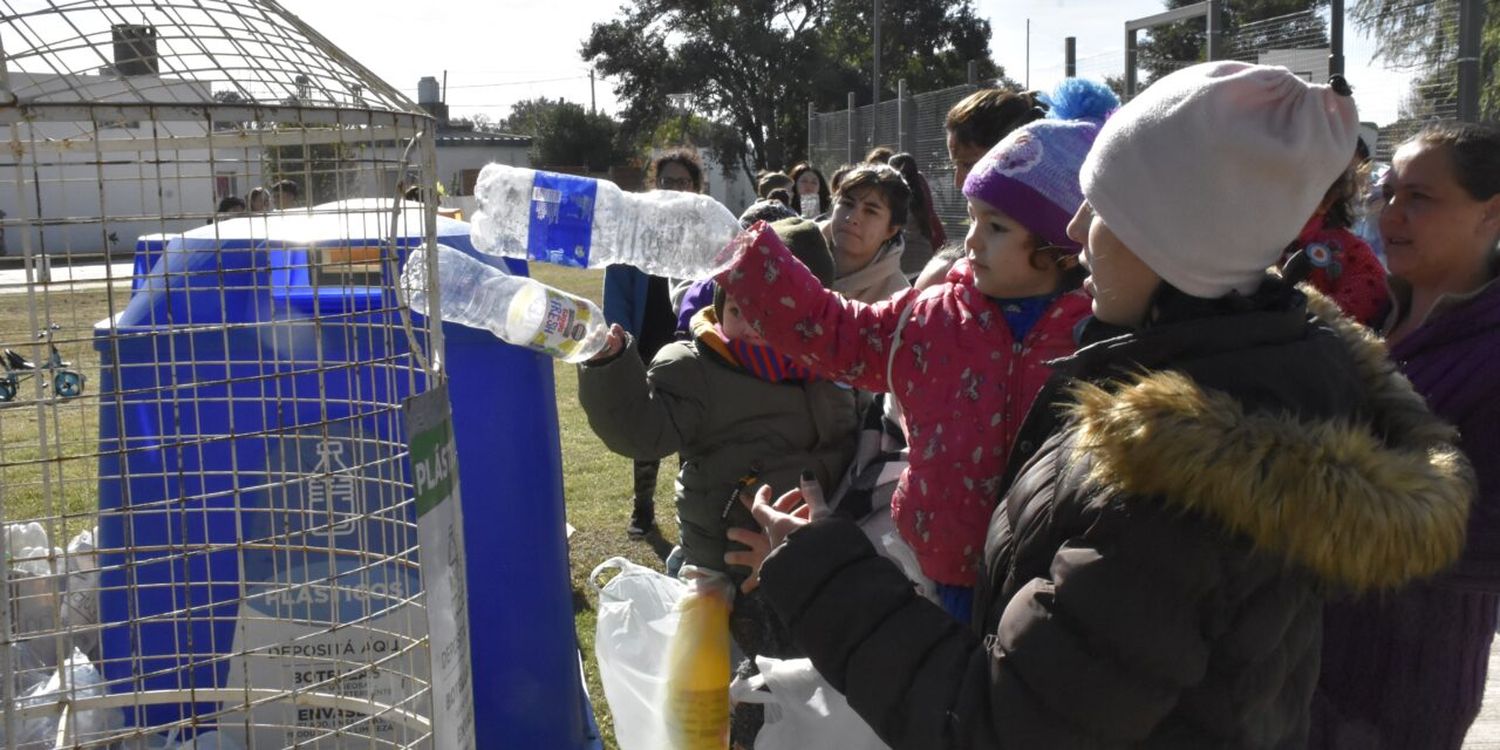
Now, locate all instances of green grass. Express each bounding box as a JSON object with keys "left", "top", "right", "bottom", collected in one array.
[{"left": 0, "top": 270, "right": 659, "bottom": 749}]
